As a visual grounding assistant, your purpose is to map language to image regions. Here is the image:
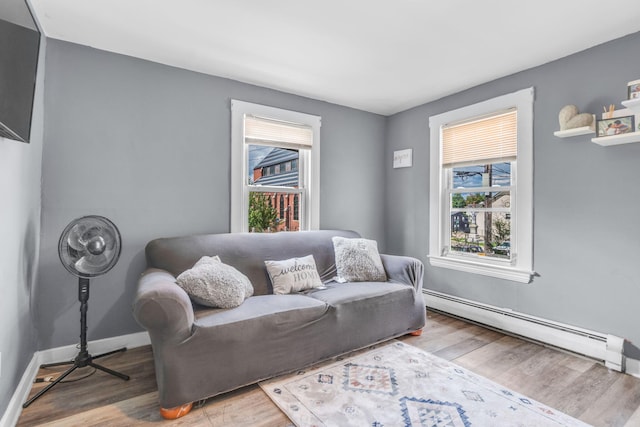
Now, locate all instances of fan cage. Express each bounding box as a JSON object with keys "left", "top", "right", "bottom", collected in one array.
[{"left": 58, "top": 215, "right": 122, "bottom": 278}]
